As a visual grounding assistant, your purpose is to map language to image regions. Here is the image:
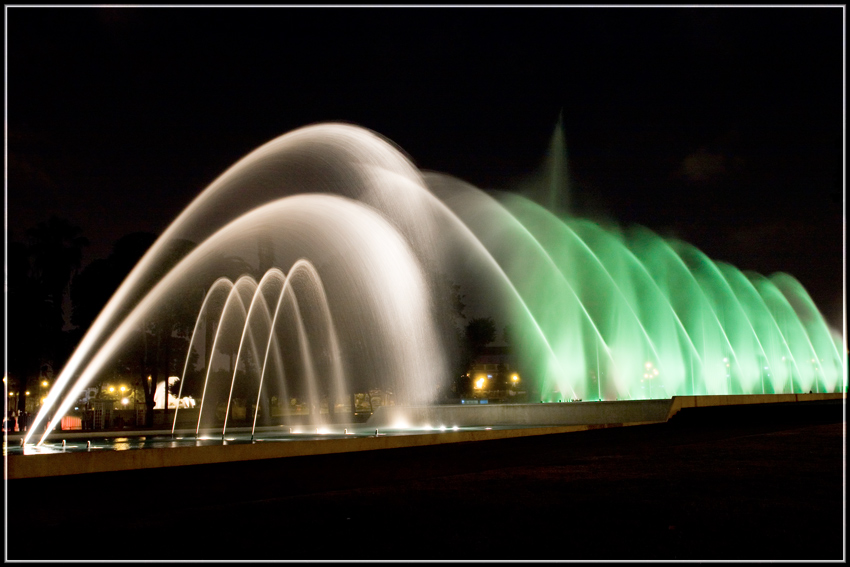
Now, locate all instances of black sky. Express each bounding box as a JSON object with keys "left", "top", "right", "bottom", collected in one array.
[{"left": 6, "top": 6, "right": 845, "bottom": 328}]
